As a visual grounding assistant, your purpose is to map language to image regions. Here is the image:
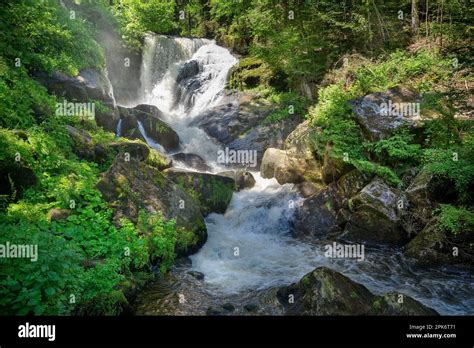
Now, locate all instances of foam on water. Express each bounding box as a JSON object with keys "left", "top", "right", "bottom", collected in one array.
[{"left": 132, "top": 34, "right": 473, "bottom": 315}]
